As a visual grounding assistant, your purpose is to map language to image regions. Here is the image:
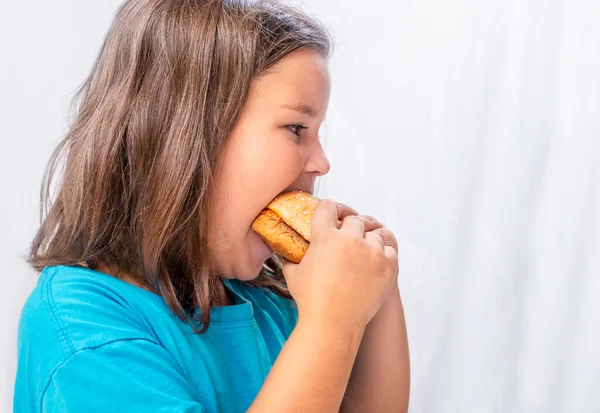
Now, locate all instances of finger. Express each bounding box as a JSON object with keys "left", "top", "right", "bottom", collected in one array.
[
  {"left": 384, "top": 245, "right": 399, "bottom": 275},
  {"left": 335, "top": 202, "right": 357, "bottom": 229},
  {"left": 336, "top": 202, "right": 359, "bottom": 220},
  {"left": 334, "top": 206, "right": 383, "bottom": 233},
  {"left": 370, "top": 227, "right": 398, "bottom": 250},
  {"left": 312, "top": 199, "right": 339, "bottom": 234},
  {"left": 384, "top": 245, "right": 399, "bottom": 262},
  {"left": 364, "top": 231, "right": 384, "bottom": 249},
  {"left": 340, "top": 215, "right": 365, "bottom": 237},
  {"left": 359, "top": 215, "right": 384, "bottom": 233}
]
